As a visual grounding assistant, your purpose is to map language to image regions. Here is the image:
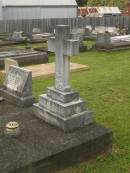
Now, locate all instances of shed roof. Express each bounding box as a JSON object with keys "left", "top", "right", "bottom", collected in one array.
[
  {"left": 78, "top": 6, "right": 121, "bottom": 17},
  {"left": 2, "top": 0, "right": 77, "bottom": 7},
  {"left": 98, "top": 7, "right": 121, "bottom": 15}
]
